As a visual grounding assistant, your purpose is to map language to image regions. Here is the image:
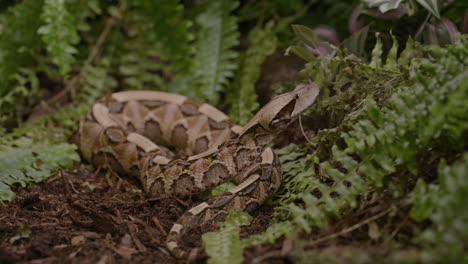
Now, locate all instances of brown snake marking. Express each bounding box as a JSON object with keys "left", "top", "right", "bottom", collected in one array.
[{"left": 78, "top": 83, "right": 320, "bottom": 258}]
